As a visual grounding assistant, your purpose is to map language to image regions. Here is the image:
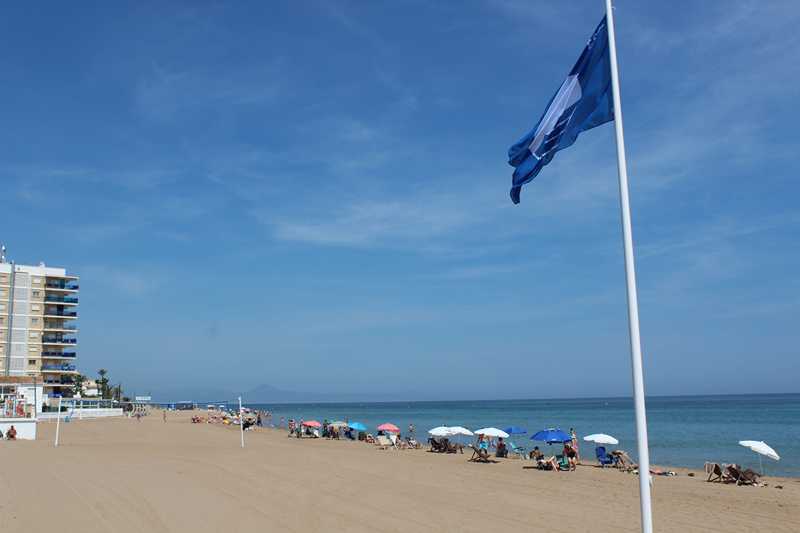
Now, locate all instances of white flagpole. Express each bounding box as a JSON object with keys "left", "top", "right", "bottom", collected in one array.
[
  {"left": 239, "top": 396, "right": 245, "bottom": 449},
  {"left": 604, "top": 2, "right": 653, "bottom": 532},
  {"left": 54, "top": 396, "right": 63, "bottom": 447}
]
